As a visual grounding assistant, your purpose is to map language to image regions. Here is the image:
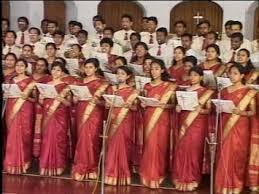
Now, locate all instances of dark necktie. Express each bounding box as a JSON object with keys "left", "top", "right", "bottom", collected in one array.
[
  {"left": 124, "top": 32, "right": 128, "bottom": 40},
  {"left": 149, "top": 34, "right": 154, "bottom": 44},
  {"left": 229, "top": 51, "right": 236, "bottom": 62},
  {"left": 157, "top": 45, "right": 162, "bottom": 56},
  {"left": 20, "top": 32, "right": 25, "bottom": 45}
]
